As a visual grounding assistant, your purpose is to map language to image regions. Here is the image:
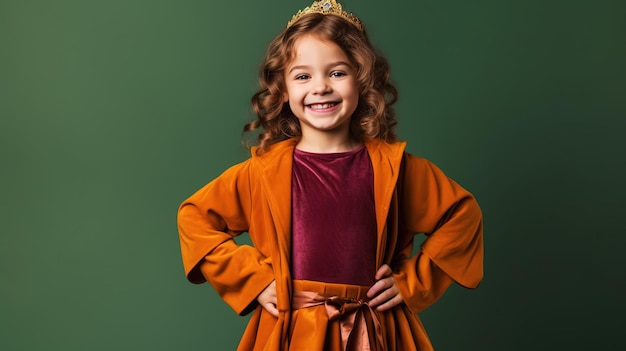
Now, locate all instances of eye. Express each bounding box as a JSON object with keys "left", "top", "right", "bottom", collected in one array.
[
  {"left": 295, "top": 74, "right": 310, "bottom": 80},
  {"left": 330, "top": 71, "right": 347, "bottom": 78}
]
